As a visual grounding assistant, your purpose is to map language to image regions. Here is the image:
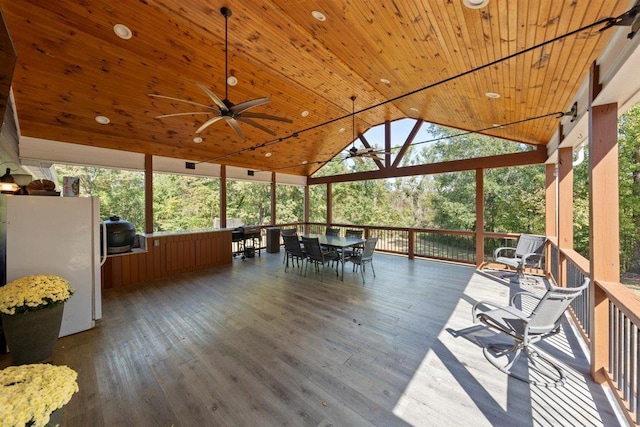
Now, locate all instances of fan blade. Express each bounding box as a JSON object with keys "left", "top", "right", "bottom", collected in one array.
[
  {"left": 231, "top": 97, "right": 270, "bottom": 114},
  {"left": 356, "top": 156, "right": 365, "bottom": 164},
  {"left": 195, "top": 83, "right": 228, "bottom": 111},
  {"left": 156, "top": 111, "right": 212, "bottom": 119},
  {"left": 224, "top": 117, "right": 245, "bottom": 139},
  {"left": 236, "top": 117, "right": 276, "bottom": 136},
  {"left": 241, "top": 112, "right": 293, "bottom": 123},
  {"left": 148, "top": 93, "right": 214, "bottom": 110},
  {"left": 195, "top": 116, "right": 225, "bottom": 133}
]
